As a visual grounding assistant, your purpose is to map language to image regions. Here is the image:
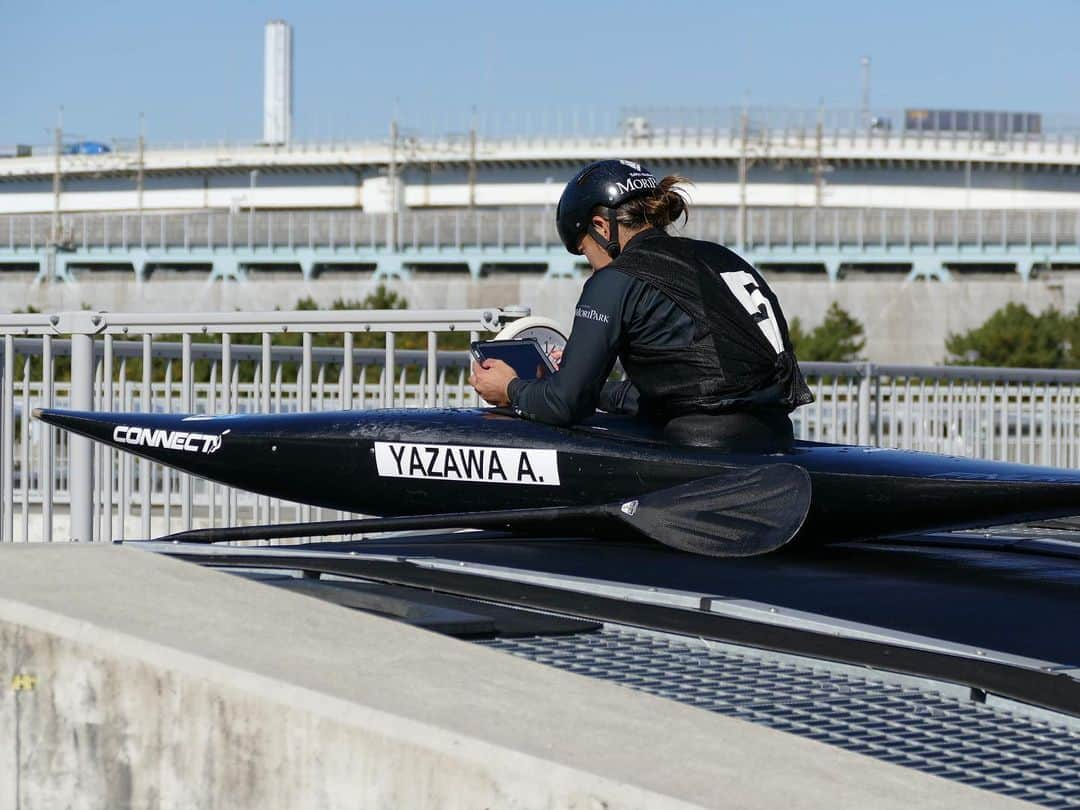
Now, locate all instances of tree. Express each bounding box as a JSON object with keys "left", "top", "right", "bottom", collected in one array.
[
  {"left": 789, "top": 302, "right": 866, "bottom": 362},
  {"left": 945, "top": 303, "right": 1070, "bottom": 368},
  {"left": 295, "top": 284, "right": 408, "bottom": 313},
  {"left": 295, "top": 287, "right": 468, "bottom": 351}
]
